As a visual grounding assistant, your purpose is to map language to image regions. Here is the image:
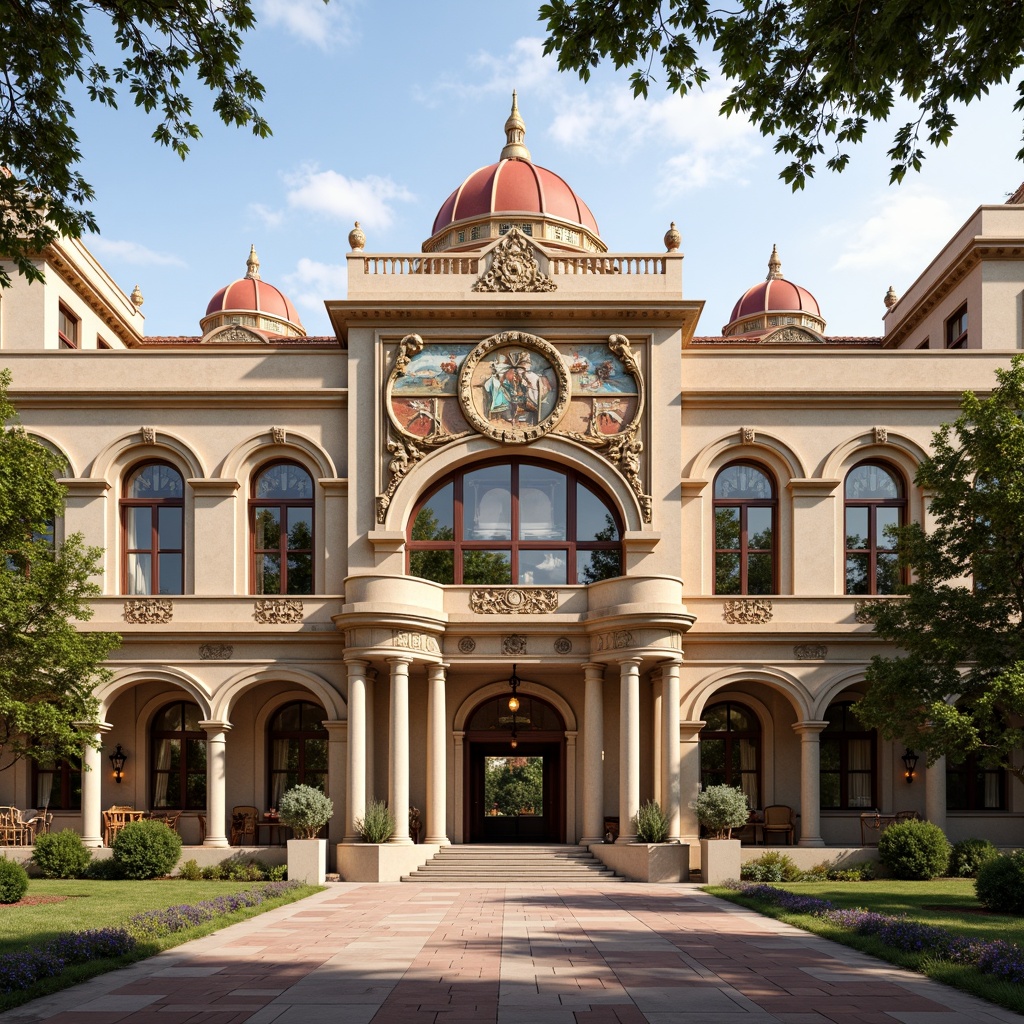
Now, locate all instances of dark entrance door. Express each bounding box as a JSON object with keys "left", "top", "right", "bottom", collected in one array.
[{"left": 468, "top": 739, "right": 564, "bottom": 843}]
